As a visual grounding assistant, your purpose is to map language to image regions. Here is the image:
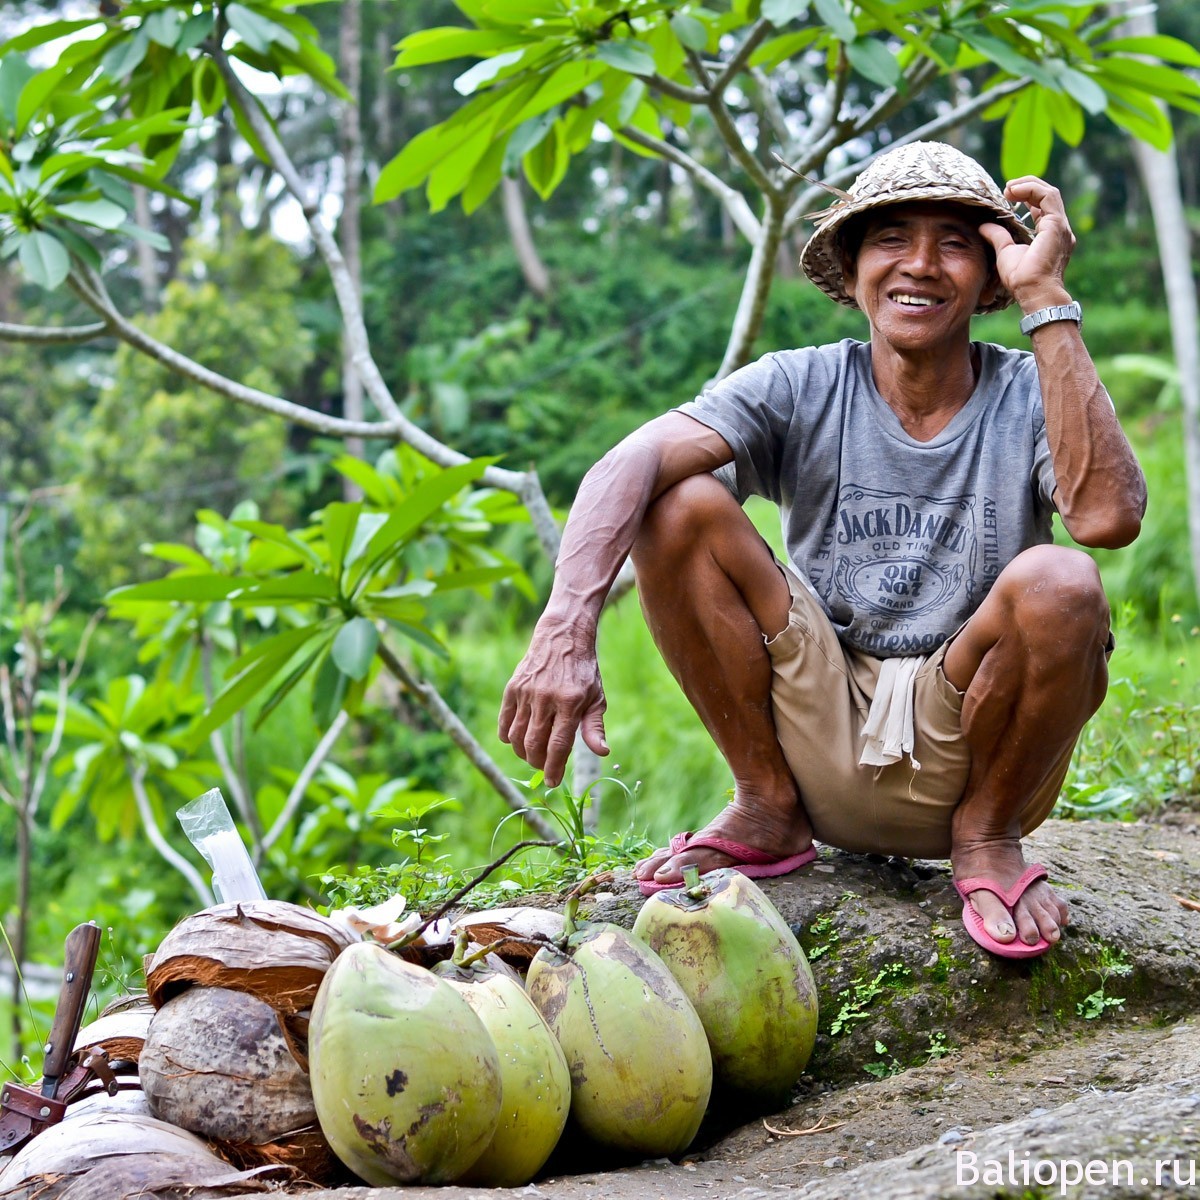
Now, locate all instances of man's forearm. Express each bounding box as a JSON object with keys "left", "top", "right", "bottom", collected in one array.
[
  {"left": 1029, "top": 316, "right": 1147, "bottom": 549},
  {"left": 539, "top": 439, "right": 663, "bottom": 638}
]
